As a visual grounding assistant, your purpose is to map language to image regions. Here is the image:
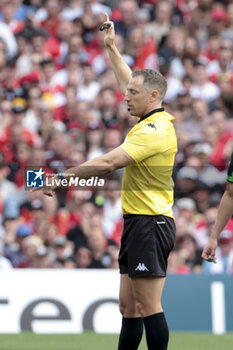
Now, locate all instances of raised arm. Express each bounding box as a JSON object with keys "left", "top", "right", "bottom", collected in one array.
[{"left": 103, "top": 13, "right": 132, "bottom": 95}]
